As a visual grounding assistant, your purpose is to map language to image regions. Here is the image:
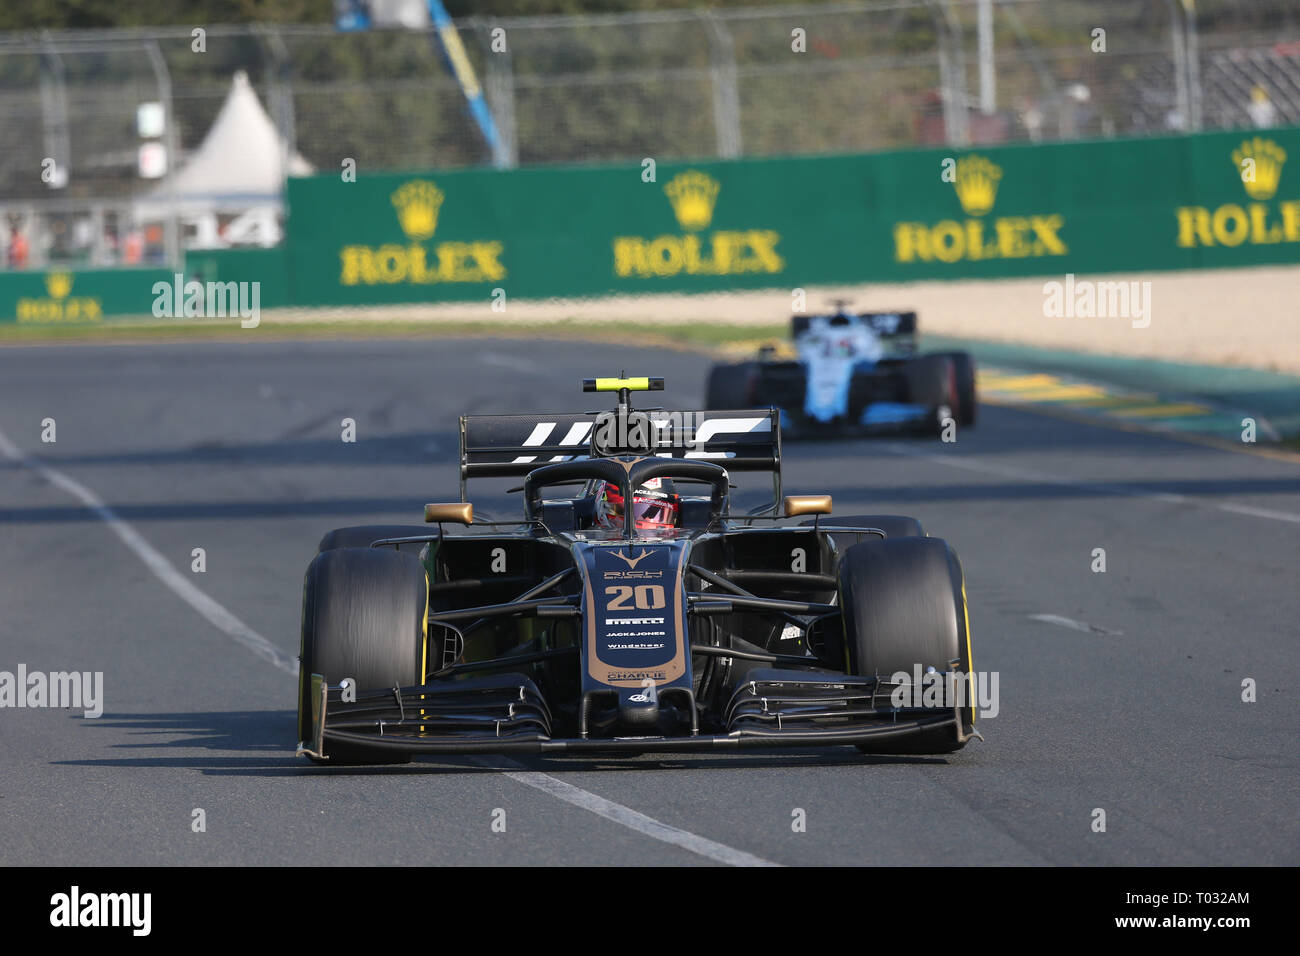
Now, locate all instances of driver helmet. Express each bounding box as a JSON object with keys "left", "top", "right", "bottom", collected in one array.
[{"left": 594, "top": 477, "right": 680, "bottom": 530}]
